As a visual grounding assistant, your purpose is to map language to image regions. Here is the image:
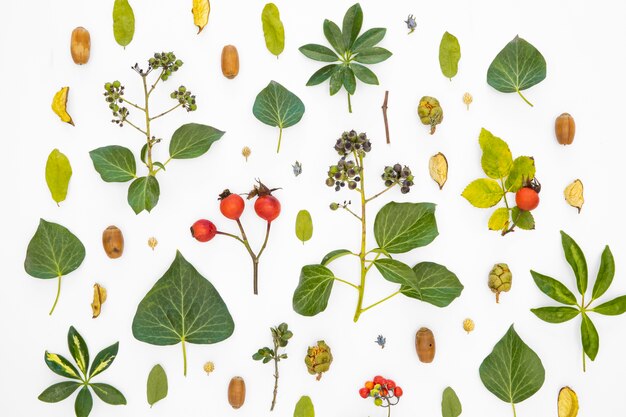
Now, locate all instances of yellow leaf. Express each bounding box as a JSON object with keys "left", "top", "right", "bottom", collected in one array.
[
  {"left": 51, "top": 87, "right": 74, "bottom": 126},
  {"left": 564, "top": 179, "right": 584, "bottom": 213},
  {"left": 192, "top": 0, "right": 210, "bottom": 34},
  {"left": 91, "top": 283, "right": 107, "bottom": 318},
  {"left": 428, "top": 152, "right": 448, "bottom": 189},
  {"left": 558, "top": 386, "right": 579, "bottom": 417}
]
